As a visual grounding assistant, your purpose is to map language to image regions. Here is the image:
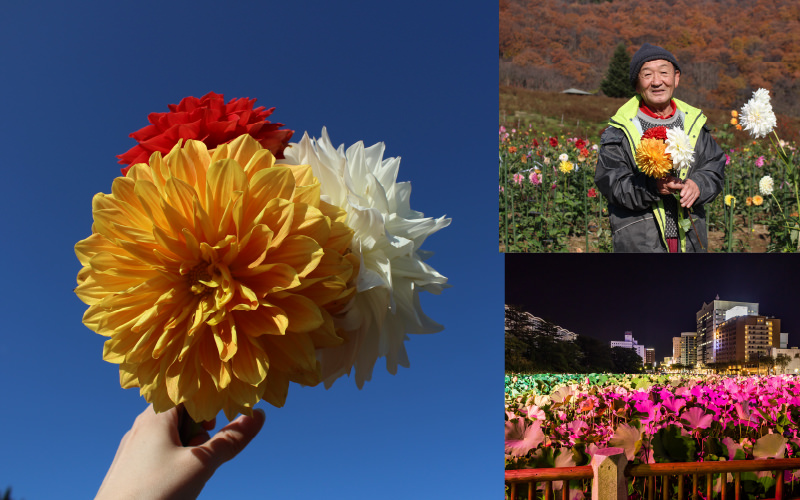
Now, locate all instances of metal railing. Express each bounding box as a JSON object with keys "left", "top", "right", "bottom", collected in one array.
[{"left": 506, "top": 449, "right": 800, "bottom": 500}]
